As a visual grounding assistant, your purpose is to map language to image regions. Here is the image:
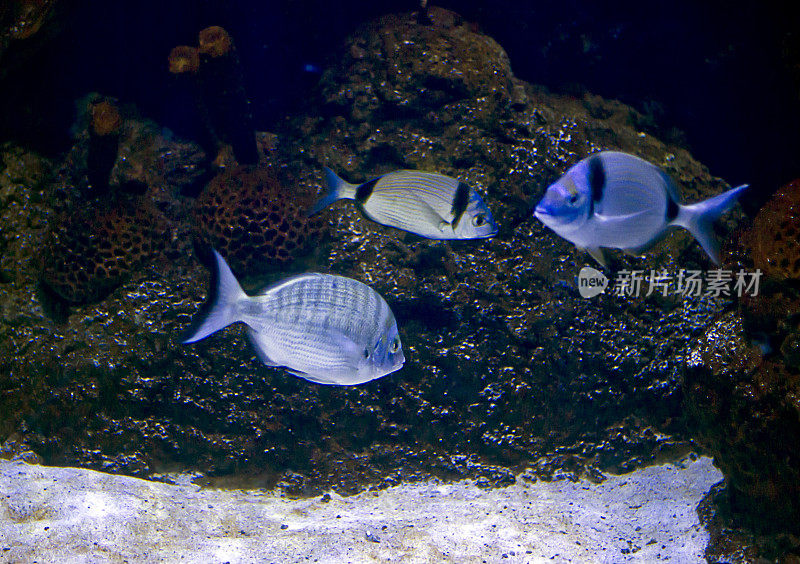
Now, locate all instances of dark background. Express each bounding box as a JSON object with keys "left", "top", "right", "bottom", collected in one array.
[{"left": 1, "top": 0, "right": 798, "bottom": 206}]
